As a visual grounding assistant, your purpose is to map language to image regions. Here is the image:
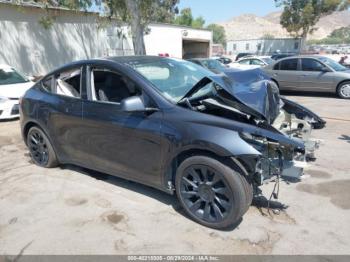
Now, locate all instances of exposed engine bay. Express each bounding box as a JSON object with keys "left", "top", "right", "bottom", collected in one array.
[{"left": 178, "top": 68, "right": 326, "bottom": 185}]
